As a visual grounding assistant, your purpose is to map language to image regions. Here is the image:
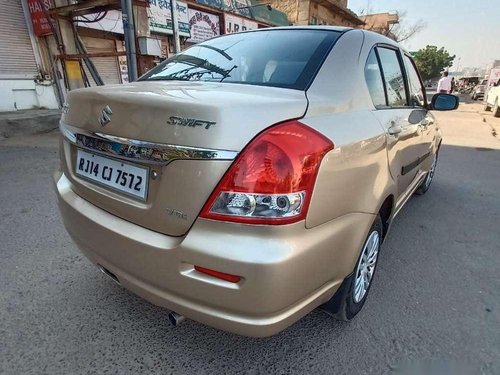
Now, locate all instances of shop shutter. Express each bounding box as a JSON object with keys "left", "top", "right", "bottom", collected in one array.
[
  {"left": 0, "top": 0, "right": 38, "bottom": 78},
  {"left": 81, "top": 36, "right": 121, "bottom": 85}
]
